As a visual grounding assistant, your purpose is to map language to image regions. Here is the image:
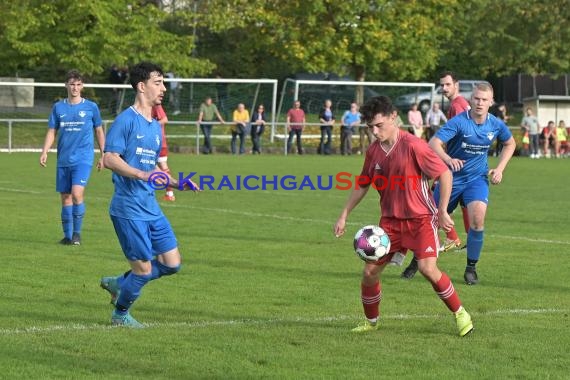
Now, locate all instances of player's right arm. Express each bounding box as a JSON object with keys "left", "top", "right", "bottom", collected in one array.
[
  {"left": 103, "top": 152, "right": 149, "bottom": 181},
  {"left": 39, "top": 128, "right": 56, "bottom": 167},
  {"left": 429, "top": 136, "right": 464, "bottom": 172},
  {"left": 334, "top": 185, "right": 370, "bottom": 238}
]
